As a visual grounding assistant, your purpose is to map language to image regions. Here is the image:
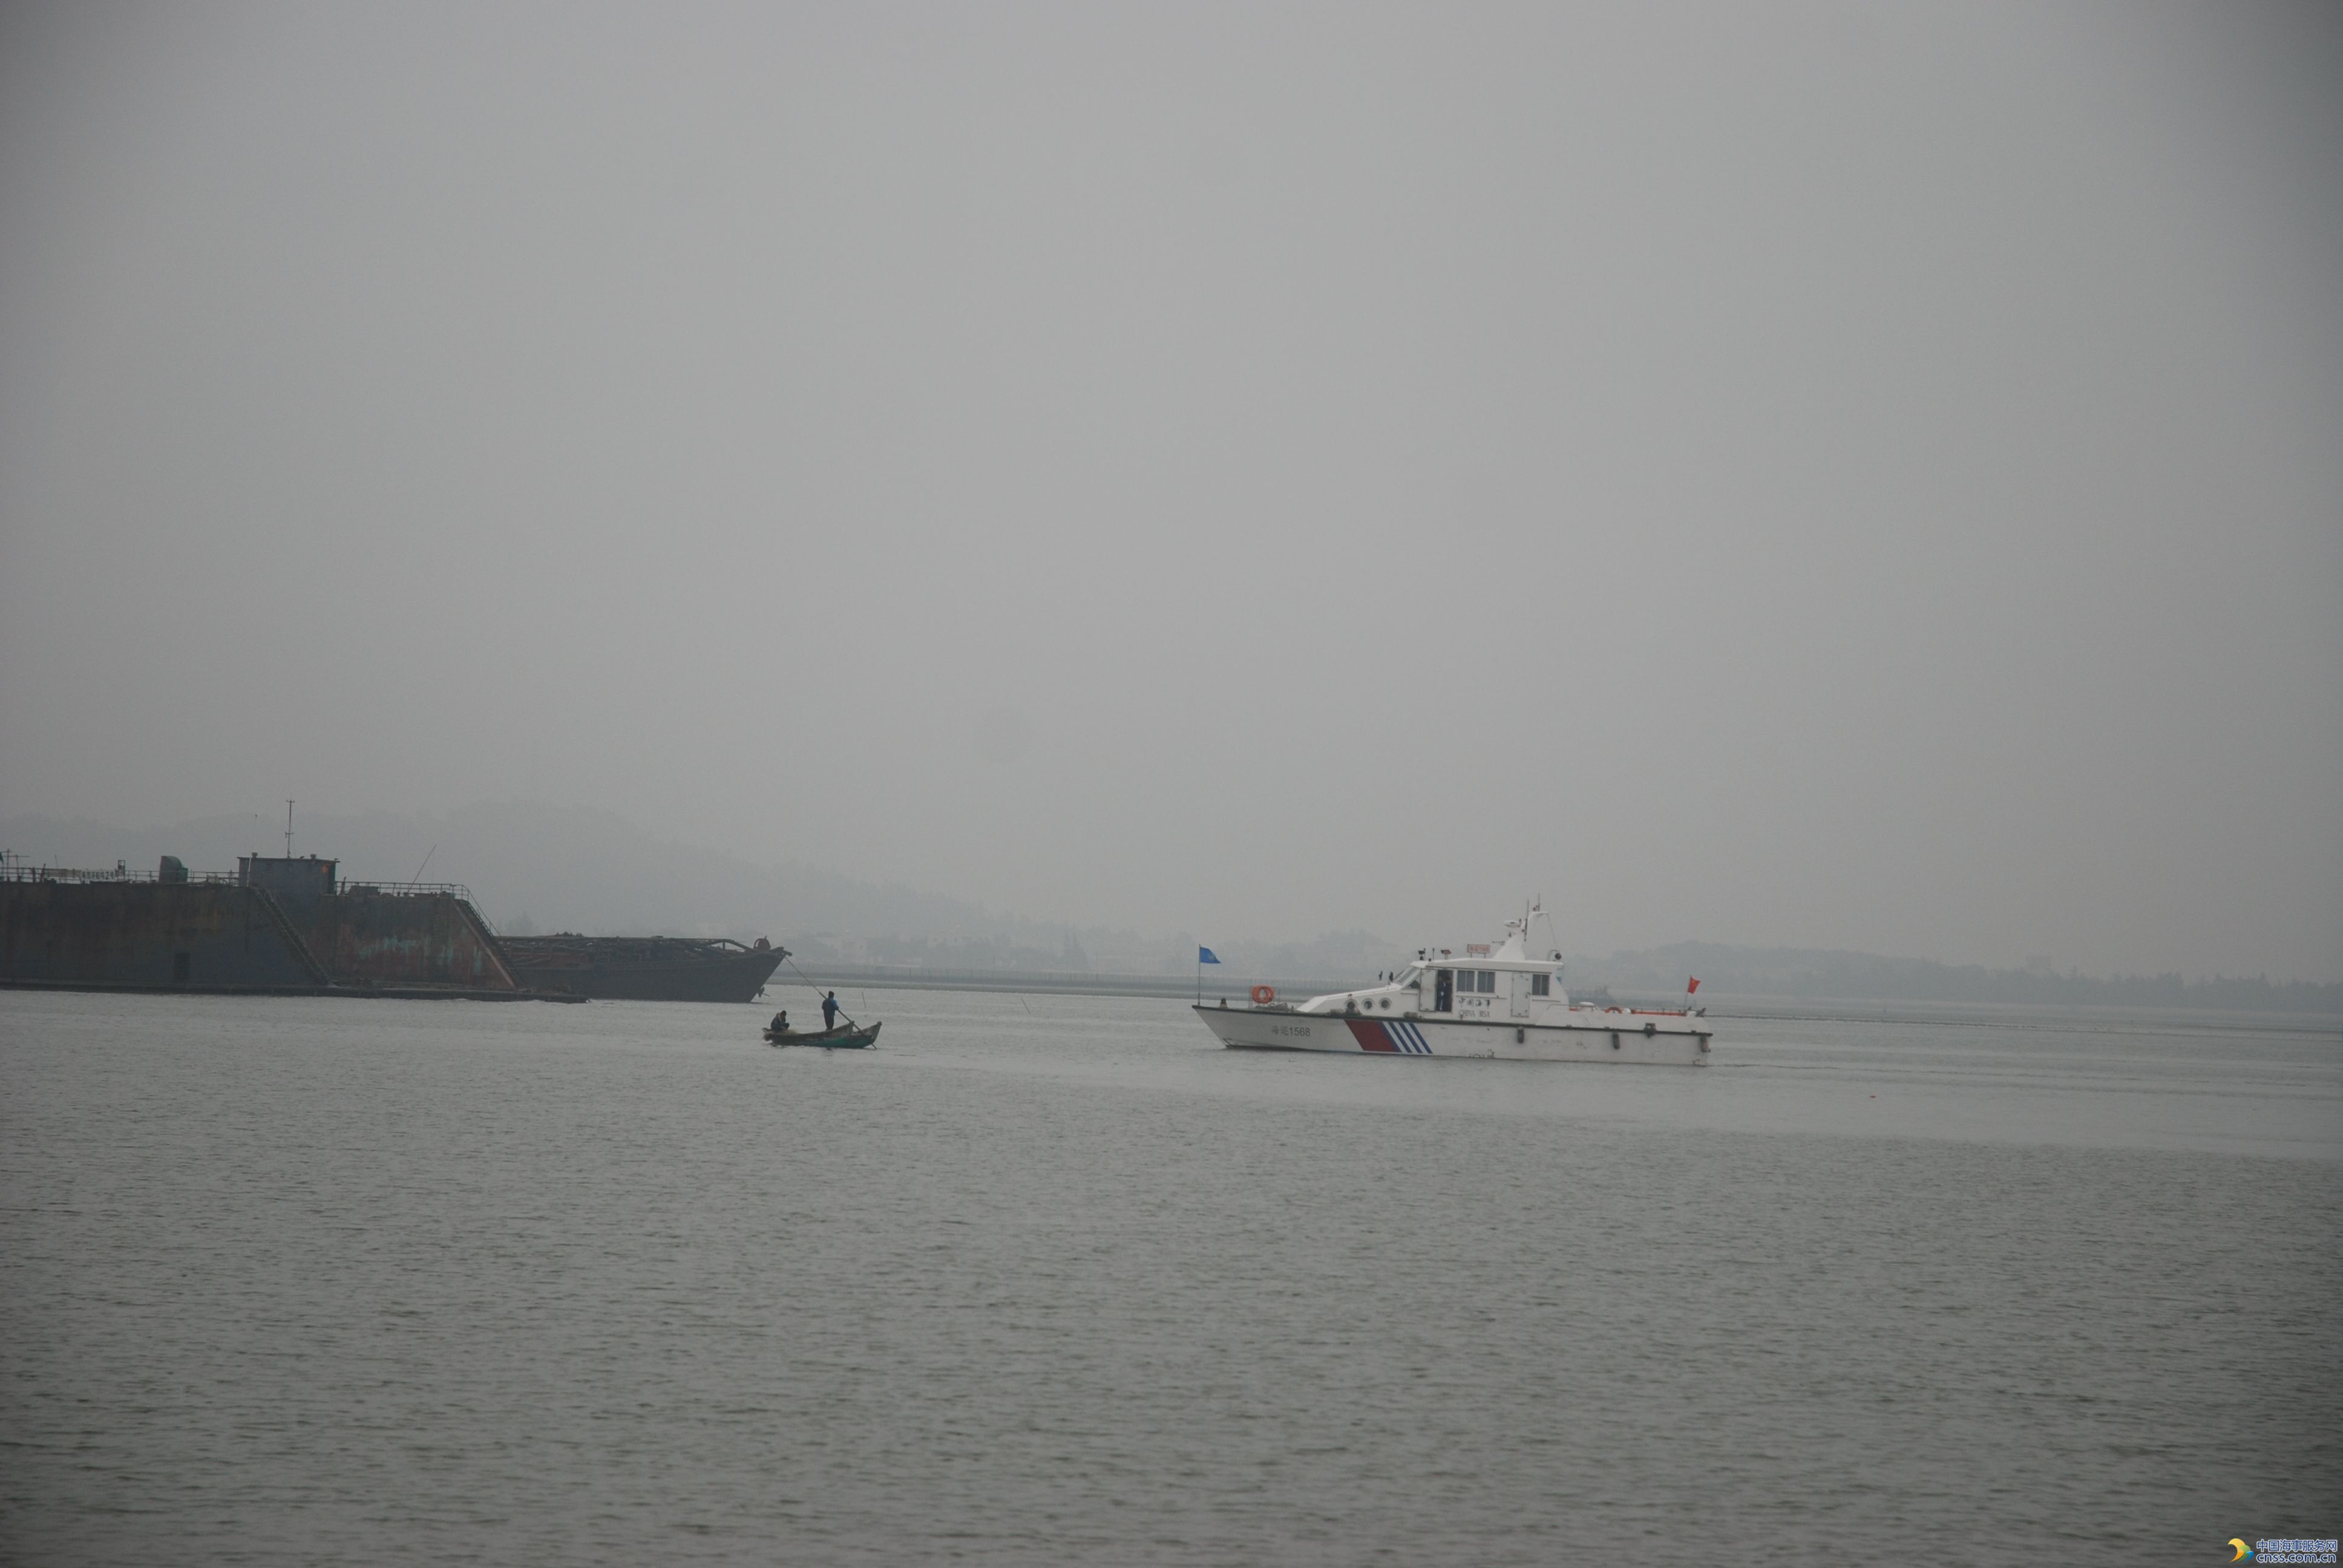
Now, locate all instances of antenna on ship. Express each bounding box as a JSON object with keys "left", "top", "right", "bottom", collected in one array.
[
  {"left": 1531, "top": 896, "right": 1565, "bottom": 961},
  {"left": 284, "top": 800, "right": 294, "bottom": 859}
]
